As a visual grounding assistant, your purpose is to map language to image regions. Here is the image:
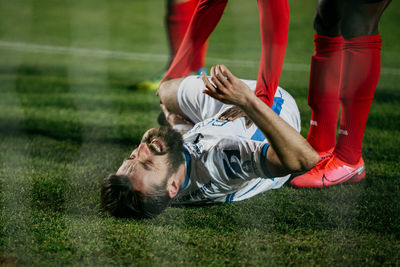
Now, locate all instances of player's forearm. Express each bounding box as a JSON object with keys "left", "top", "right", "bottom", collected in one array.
[
  {"left": 201, "top": 65, "right": 317, "bottom": 174},
  {"left": 240, "top": 94, "right": 319, "bottom": 174}
]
